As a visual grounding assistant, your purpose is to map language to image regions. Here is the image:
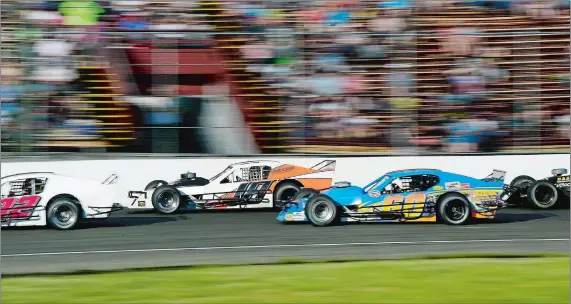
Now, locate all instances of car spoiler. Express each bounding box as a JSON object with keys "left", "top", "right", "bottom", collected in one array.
[
  {"left": 102, "top": 174, "right": 119, "bottom": 185},
  {"left": 481, "top": 169, "right": 506, "bottom": 182},
  {"left": 310, "top": 160, "right": 336, "bottom": 171}
]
